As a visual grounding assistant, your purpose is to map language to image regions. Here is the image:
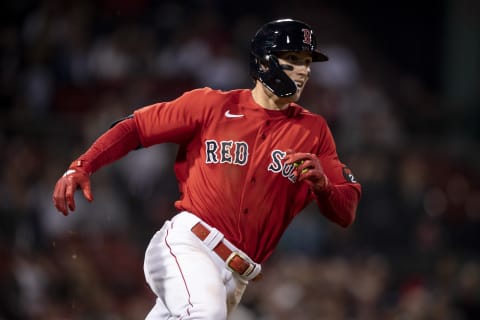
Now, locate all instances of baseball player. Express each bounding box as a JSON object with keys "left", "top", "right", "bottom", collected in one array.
[{"left": 53, "top": 19, "right": 361, "bottom": 319}]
